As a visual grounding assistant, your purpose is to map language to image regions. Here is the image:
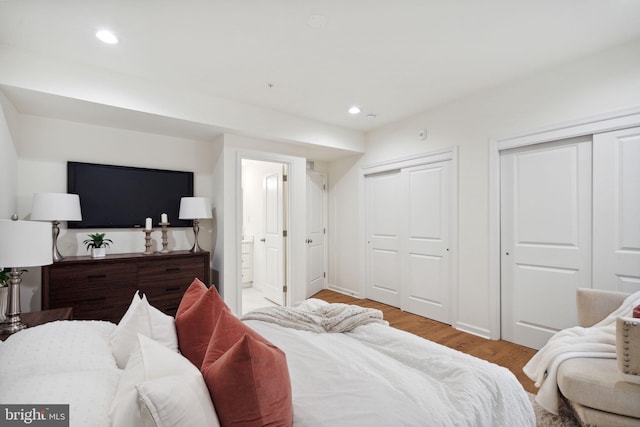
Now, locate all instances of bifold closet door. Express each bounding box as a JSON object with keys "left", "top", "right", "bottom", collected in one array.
[
  {"left": 593, "top": 127, "right": 640, "bottom": 293},
  {"left": 501, "top": 137, "right": 592, "bottom": 350}
]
